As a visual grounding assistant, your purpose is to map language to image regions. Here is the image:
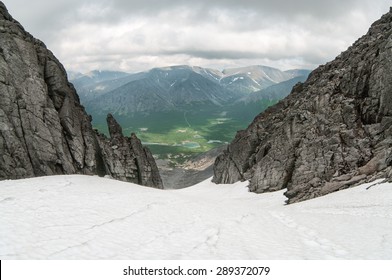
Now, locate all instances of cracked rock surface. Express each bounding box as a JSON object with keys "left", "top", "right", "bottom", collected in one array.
[
  {"left": 0, "top": 2, "right": 162, "bottom": 188},
  {"left": 213, "top": 8, "right": 392, "bottom": 203},
  {"left": 96, "top": 114, "right": 163, "bottom": 188}
]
